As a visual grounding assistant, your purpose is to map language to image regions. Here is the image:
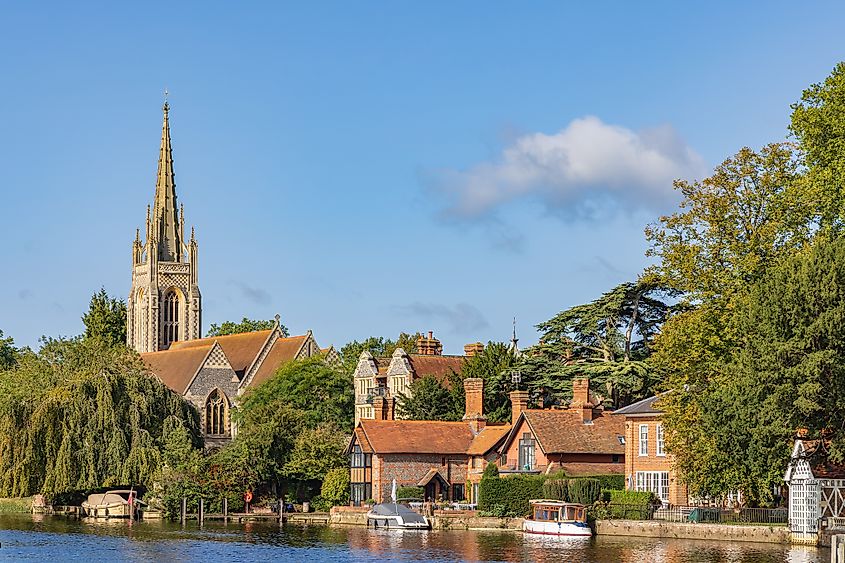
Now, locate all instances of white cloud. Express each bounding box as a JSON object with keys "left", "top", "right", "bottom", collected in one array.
[{"left": 433, "top": 116, "right": 706, "bottom": 219}]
